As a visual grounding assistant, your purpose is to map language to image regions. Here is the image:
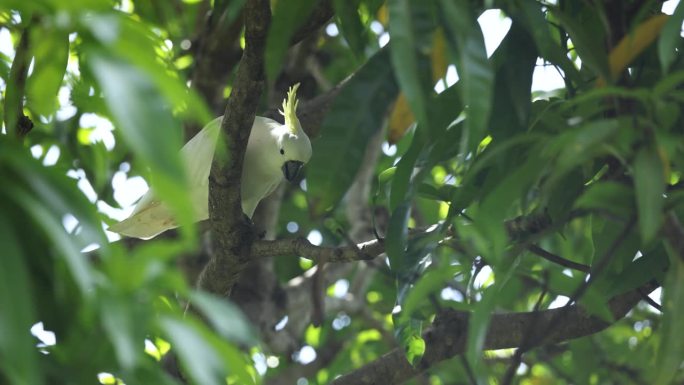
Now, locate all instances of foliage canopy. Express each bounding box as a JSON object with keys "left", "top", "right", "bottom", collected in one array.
[{"left": 1, "top": 0, "right": 684, "bottom": 384}]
